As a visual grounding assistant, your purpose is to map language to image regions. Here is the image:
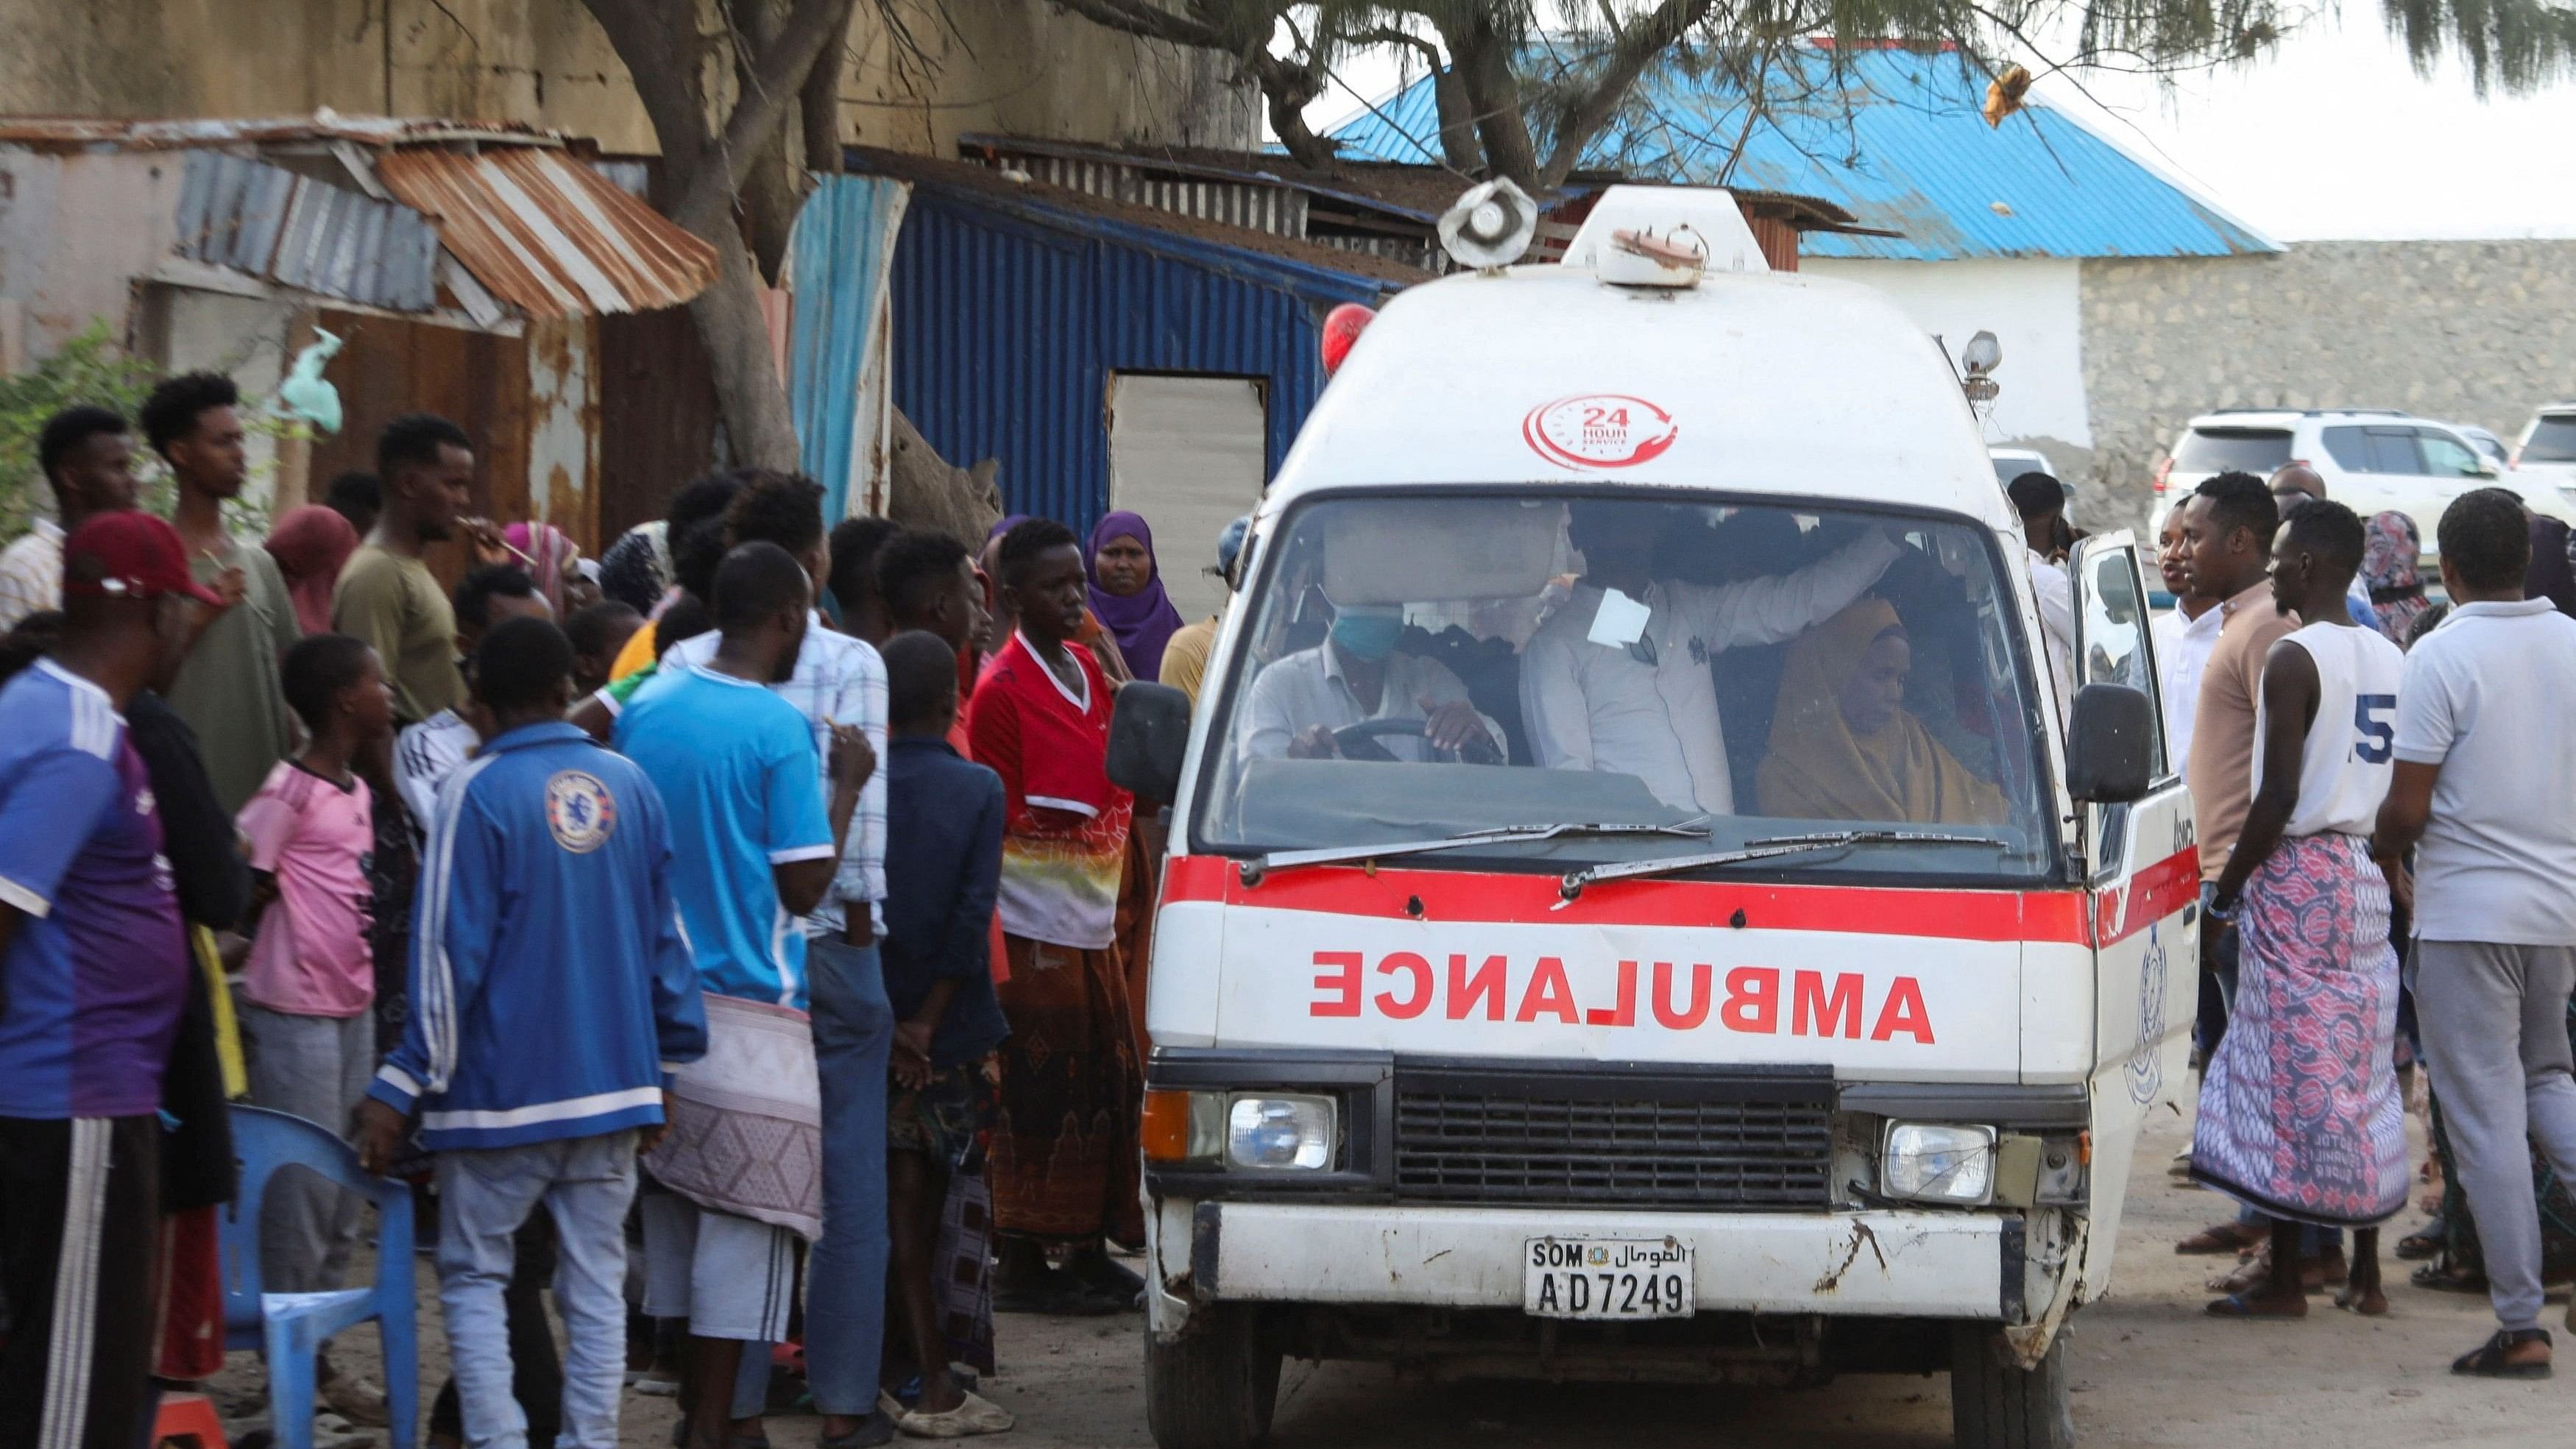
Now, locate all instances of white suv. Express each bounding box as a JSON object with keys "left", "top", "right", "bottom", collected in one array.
[
  {"left": 2146, "top": 408, "right": 2574, "bottom": 559},
  {"left": 2512, "top": 404, "right": 2576, "bottom": 491}
]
